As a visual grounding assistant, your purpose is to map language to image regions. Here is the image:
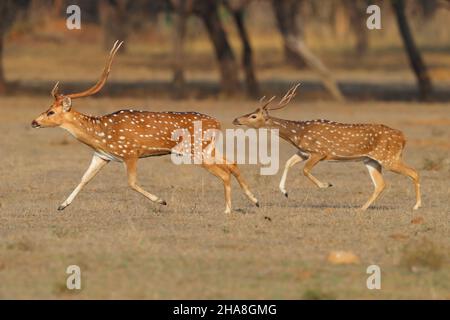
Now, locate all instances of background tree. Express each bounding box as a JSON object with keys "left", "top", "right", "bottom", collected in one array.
[
  {"left": 223, "top": 0, "right": 259, "bottom": 97},
  {"left": 272, "top": 0, "right": 345, "bottom": 101},
  {"left": 192, "top": 0, "right": 240, "bottom": 96},
  {"left": 0, "top": 0, "right": 30, "bottom": 93},
  {"left": 392, "top": 0, "right": 432, "bottom": 100},
  {"left": 345, "top": 0, "right": 370, "bottom": 56}
]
